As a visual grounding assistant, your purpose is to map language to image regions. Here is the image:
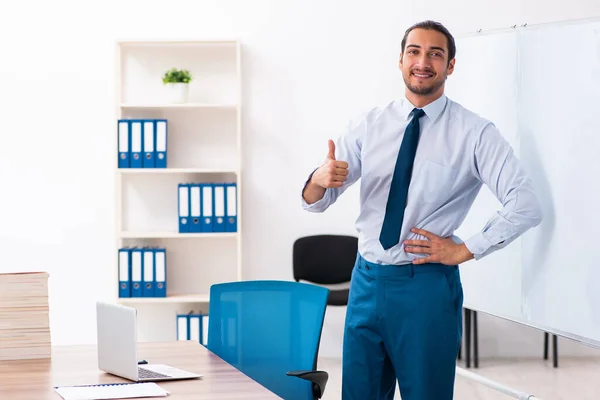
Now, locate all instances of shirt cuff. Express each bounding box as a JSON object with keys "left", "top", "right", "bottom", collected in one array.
[
  {"left": 464, "top": 232, "right": 493, "bottom": 260},
  {"left": 301, "top": 190, "right": 330, "bottom": 210},
  {"left": 301, "top": 168, "right": 329, "bottom": 211}
]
